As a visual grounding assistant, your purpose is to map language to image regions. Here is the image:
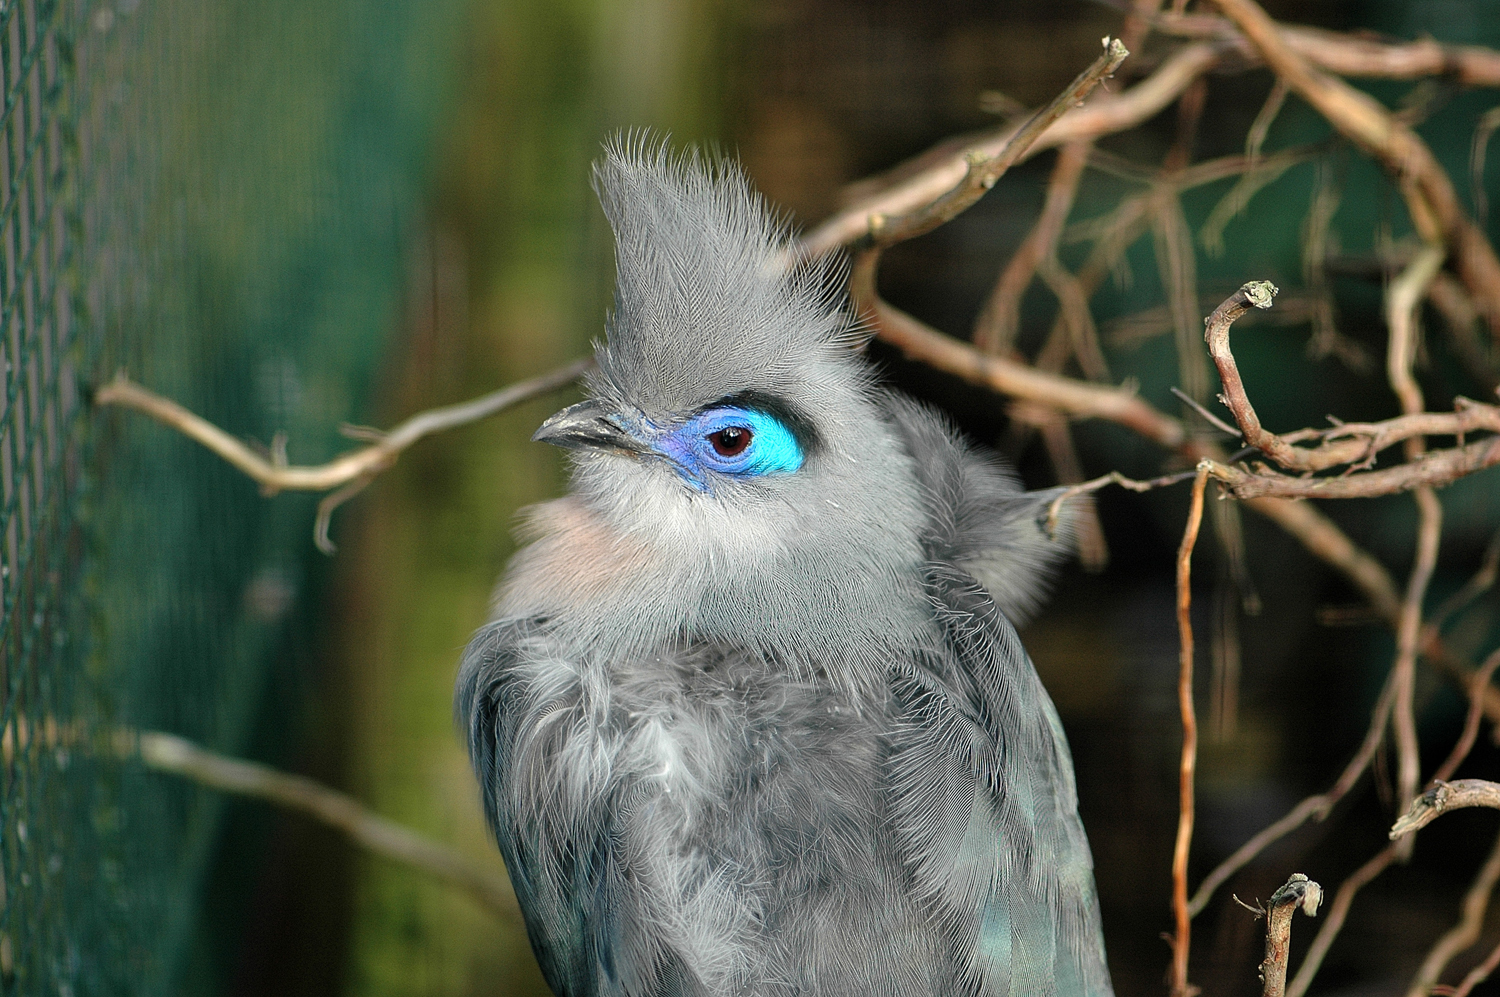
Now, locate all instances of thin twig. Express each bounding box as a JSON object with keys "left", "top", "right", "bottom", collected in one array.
[
  {"left": 1405, "top": 823, "right": 1500, "bottom": 997},
  {"left": 1438, "top": 934, "right": 1500, "bottom": 997},
  {"left": 0, "top": 718, "right": 523, "bottom": 921},
  {"left": 1246, "top": 79, "right": 1290, "bottom": 163},
  {"left": 857, "top": 39, "right": 1127, "bottom": 251},
  {"left": 1260, "top": 874, "right": 1324, "bottom": 997},
  {"left": 1387, "top": 247, "right": 1449, "bottom": 841},
  {"left": 1209, "top": 0, "right": 1500, "bottom": 338},
  {"left": 136, "top": 731, "right": 522, "bottom": 921},
  {"left": 1171, "top": 462, "right": 1211, "bottom": 997},
  {"left": 95, "top": 359, "right": 592, "bottom": 494},
  {"left": 94, "top": 359, "right": 592, "bottom": 547},
  {"left": 801, "top": 40, "right": 1210, "bottom": 256}
]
